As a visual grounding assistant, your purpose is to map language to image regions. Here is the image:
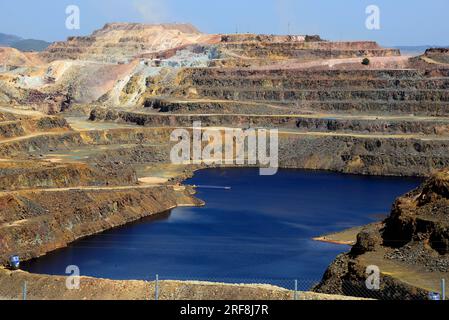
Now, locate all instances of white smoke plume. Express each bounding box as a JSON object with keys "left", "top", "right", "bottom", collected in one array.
[{"left": 133, "top": 0, "right": 168, "bottom": 23}]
